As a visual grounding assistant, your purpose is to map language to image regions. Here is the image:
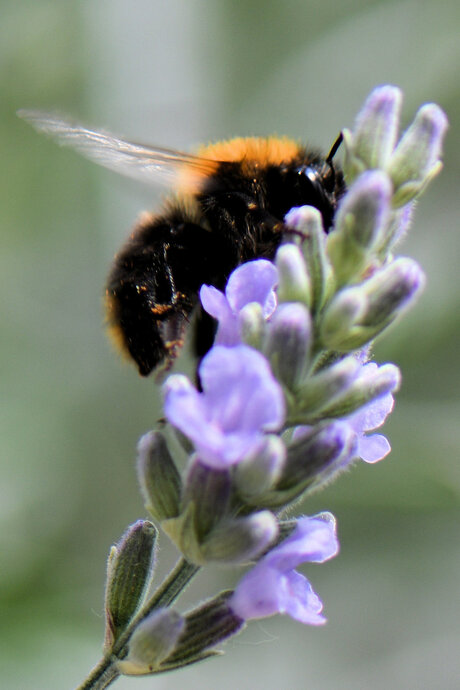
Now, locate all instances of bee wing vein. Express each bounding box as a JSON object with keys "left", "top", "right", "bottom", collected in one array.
[{"left": 18, "top": 110, "right": 215, "bottom": 187}]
